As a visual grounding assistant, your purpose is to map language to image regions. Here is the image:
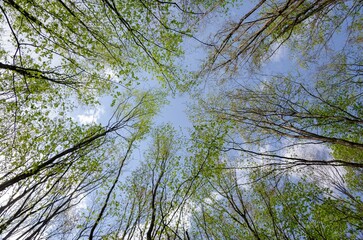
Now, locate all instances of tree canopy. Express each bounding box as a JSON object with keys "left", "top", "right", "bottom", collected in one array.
[{"left": 1, "top": 0, "right": 363, "bottom": 239}]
